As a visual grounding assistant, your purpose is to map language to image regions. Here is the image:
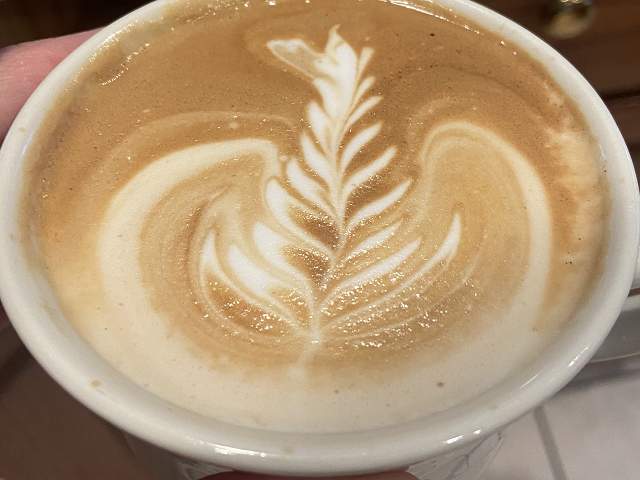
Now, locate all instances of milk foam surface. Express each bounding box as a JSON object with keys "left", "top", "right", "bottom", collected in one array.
[{"left": 22, "top": 0, "right": 607, "bottom": 432}]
